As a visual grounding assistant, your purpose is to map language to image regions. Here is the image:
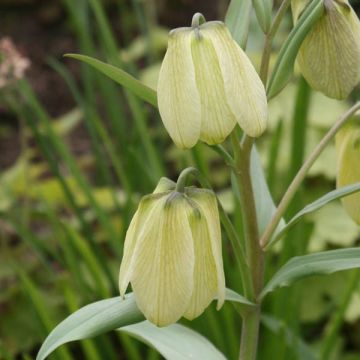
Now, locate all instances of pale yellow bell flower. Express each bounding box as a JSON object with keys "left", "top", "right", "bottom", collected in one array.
[
  {"left": 157, "top": 15, "right": 268, "bottom": 149},
  {"left": 119, "top": 182, "right": 225, "bottom": 326},
  {"left": 293, "top": 0, "right": 360, "bottom": 99},
  {"left": 336, "top": 121, "right": 360, "bottom": 224}
]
